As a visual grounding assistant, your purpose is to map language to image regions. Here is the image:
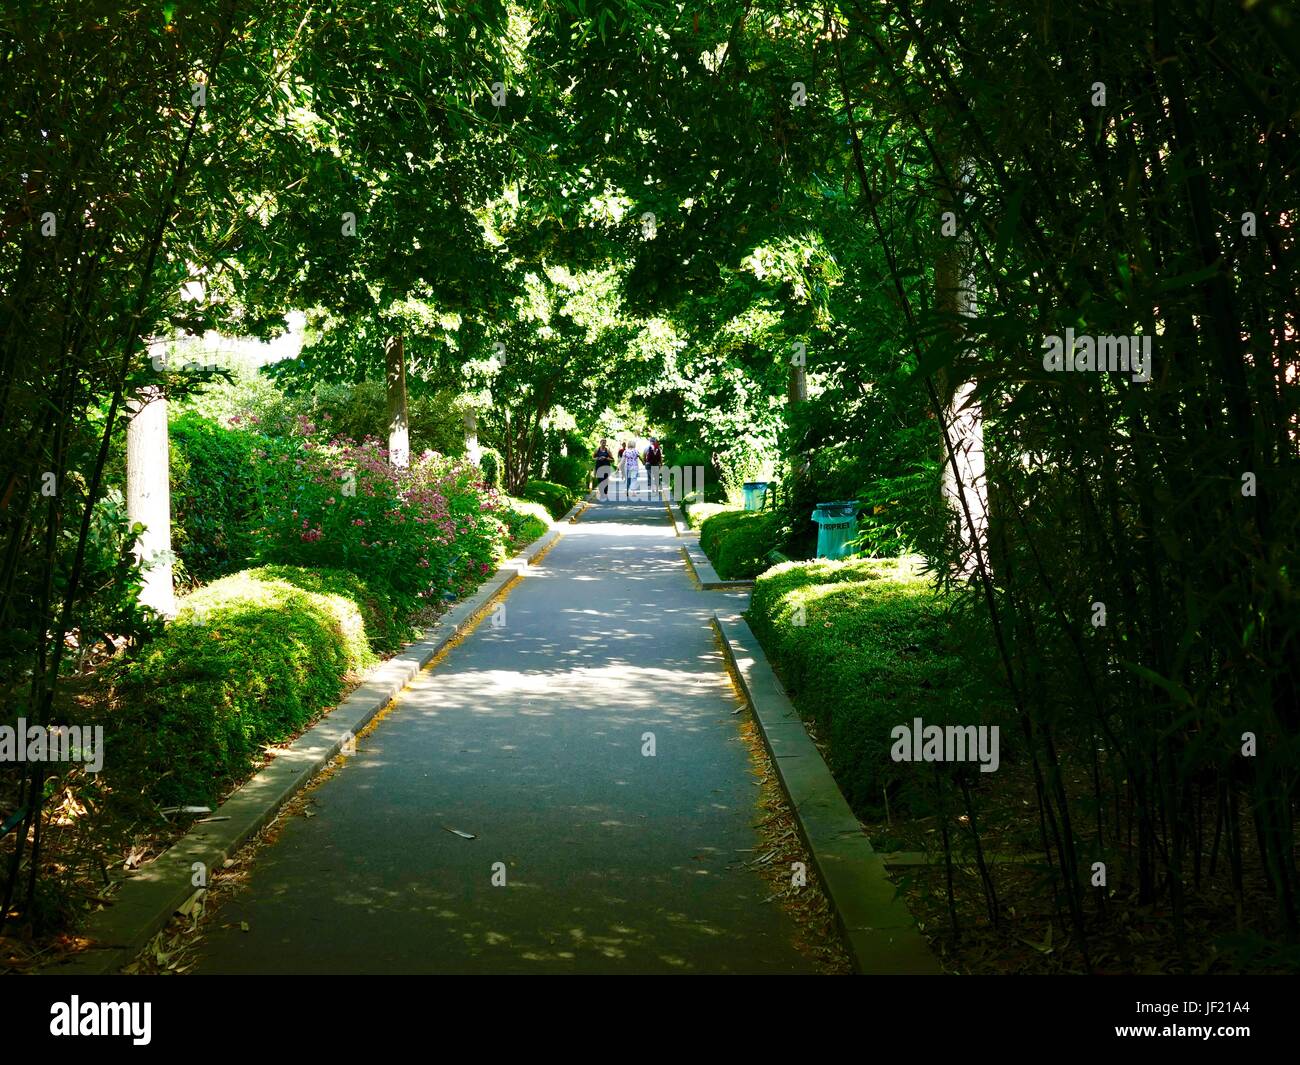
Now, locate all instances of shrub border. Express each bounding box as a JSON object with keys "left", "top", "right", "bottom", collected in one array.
[
  {"left": 664, "top": 498, "right": 755, "bottom": 590},
  {"left": 711, "top": 610, "right": 941, "bottom": 975},
  {"left": 43, "top": 501, "right": 584, "bottom": 976}
]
